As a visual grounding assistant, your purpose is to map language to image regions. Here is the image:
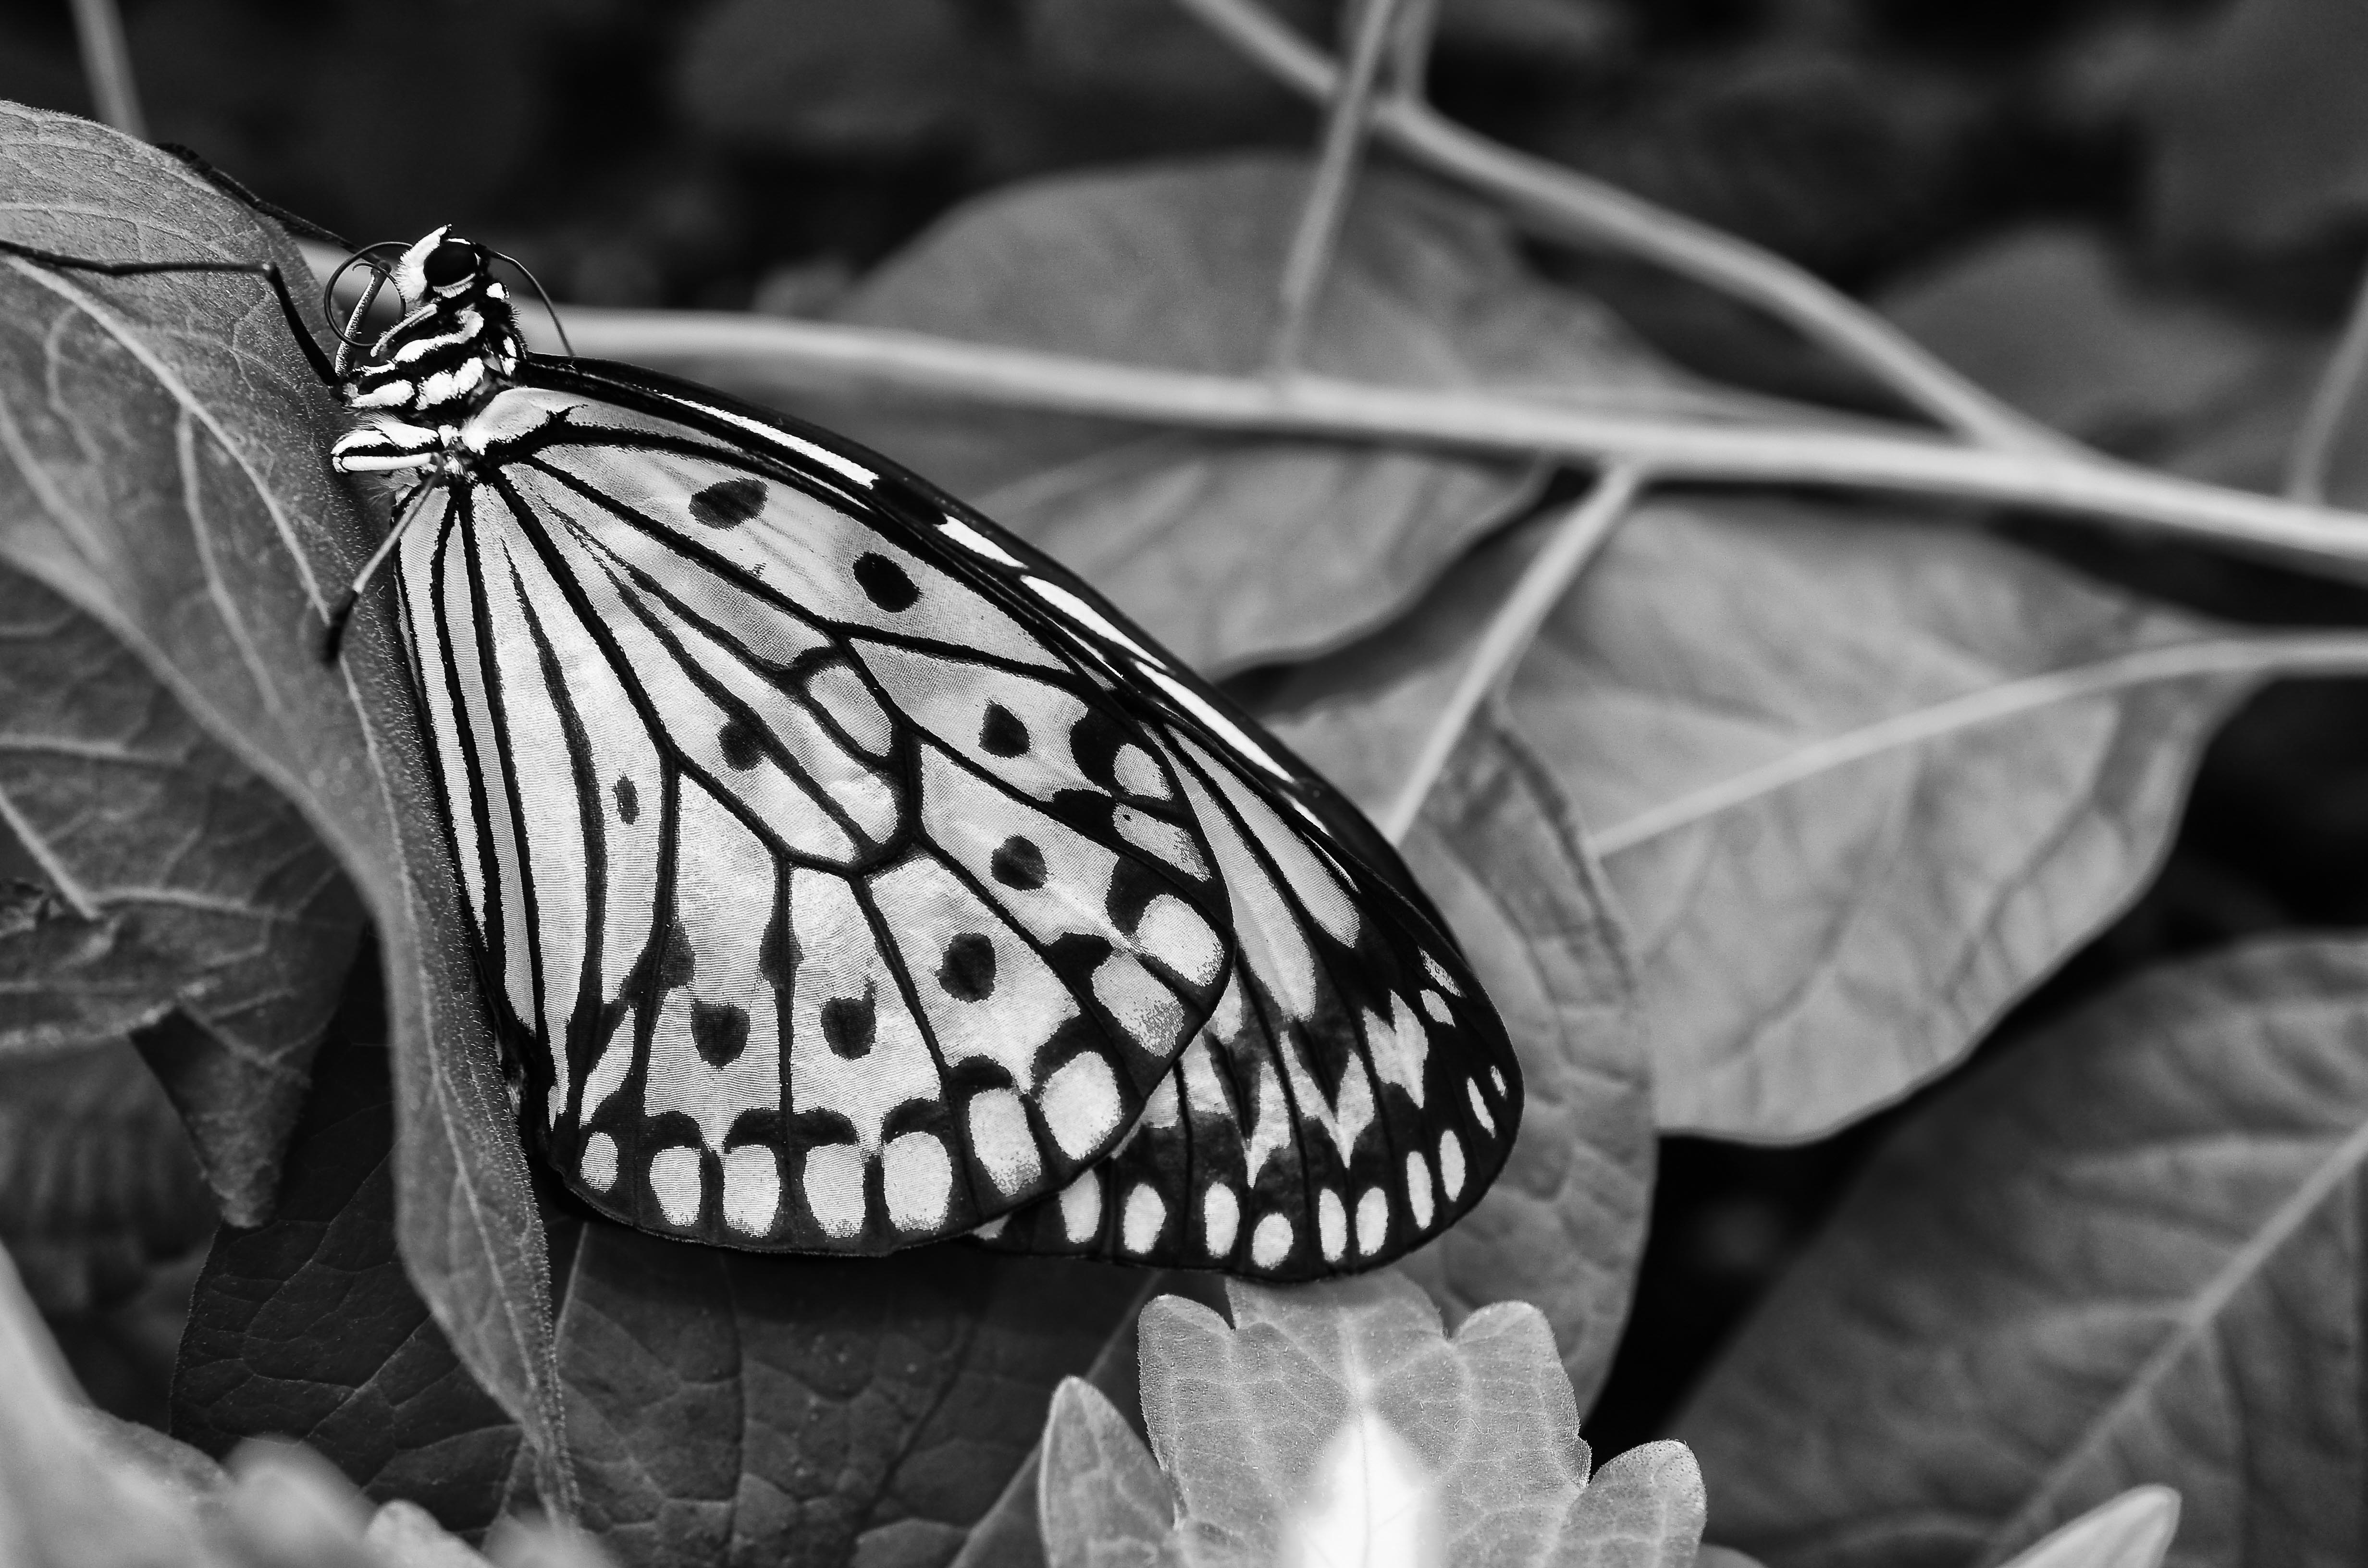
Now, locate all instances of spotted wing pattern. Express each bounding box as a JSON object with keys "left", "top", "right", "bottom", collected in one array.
[
  {"left": 394, "top": 355, "right": 1520, "bottom": 1272},
  {"left": 394, "top": 379, "right": 1231, "bottom": 1251}
]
